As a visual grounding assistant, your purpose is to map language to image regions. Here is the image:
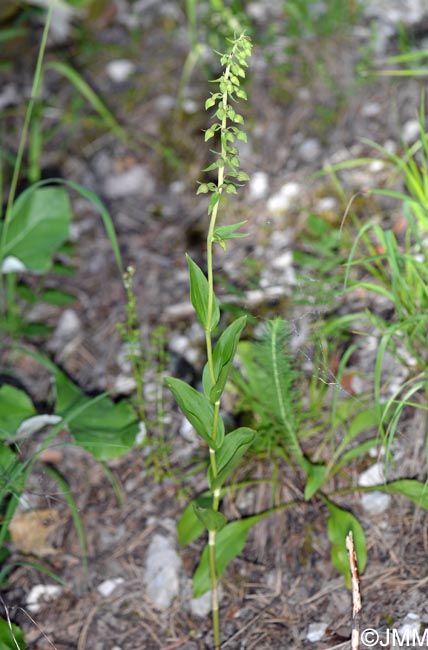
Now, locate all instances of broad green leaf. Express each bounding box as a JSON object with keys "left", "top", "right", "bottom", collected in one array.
[
  {"left": 348, "top": 406, "right": 382, "bottom": 439},
  {"left": 193, "top": 511, "right": 270, "bottom": 597},
  {"left": 0, "top": 385, "right": 36, "bottom": 440},
  {"left": 165, "top": 377, "right": 224, "bottom": 449},
  {"left": 304, "top": 462, "right": 326, "bottom": 500},
  {"left": 0, "top": 443, "right": 24, "bottom": 504},
  {"left": 7, "top": 178, "right": 123, "bottom": 275},
  {"left": 177, "top": 494, "right": 213, "bottom": 546},
  {"left": 11, "top": 352, "right": 139, "bottom": 460},
  {"left": 208, "top": 427, "right": 256, "bottom": 489},
  {"left": 53, "top": 371, "right": 139, "bottom": 460},
  {"left": 1, "top": 186, "right": 71, "bottom": 273},
  {"left": 40, "top": 288, "right": 76, "bottom": 306},
  {"left": 186, "top": 254, "right": 220, "bottom": 331},
  {"left": 204, "top": 316, "right": 247, "bottom": 403},
  {"left": 0, "top": 616, "right": 25, "bottom": 650},
  {"left": 193, "top": 505, "right": 227, "bottom": 532},
  {"left": 326, "top": 501, "right": 366, "bottom": 588},
  {"left": 376, "top": 479, "right": 428, "bottom": 508}
]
